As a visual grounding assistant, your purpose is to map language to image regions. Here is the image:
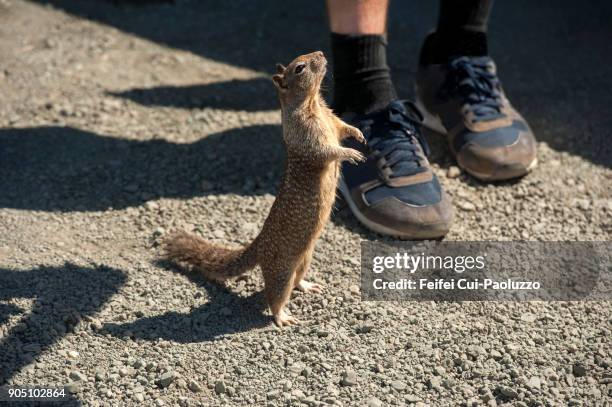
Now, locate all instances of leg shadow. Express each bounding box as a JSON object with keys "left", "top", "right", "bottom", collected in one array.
[
  {"left": 0, "top": 263, "right": 126, "bottom": 385},
  {"left": 0, "top": 124, "right": 283, "bottom": 212},
  {"left": 105, "top": 261, "right": 270, "bottom": 343},
  {"left": 109, "top": 77, "right": 278, "bottom": 111}
]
